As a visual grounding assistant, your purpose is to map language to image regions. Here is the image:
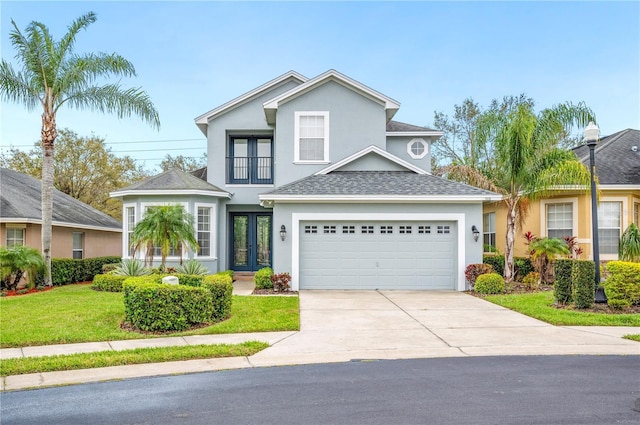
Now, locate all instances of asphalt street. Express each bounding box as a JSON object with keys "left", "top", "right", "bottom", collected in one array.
[{"left": 2, "top": 355, "right": 639, "bottom": 425}]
